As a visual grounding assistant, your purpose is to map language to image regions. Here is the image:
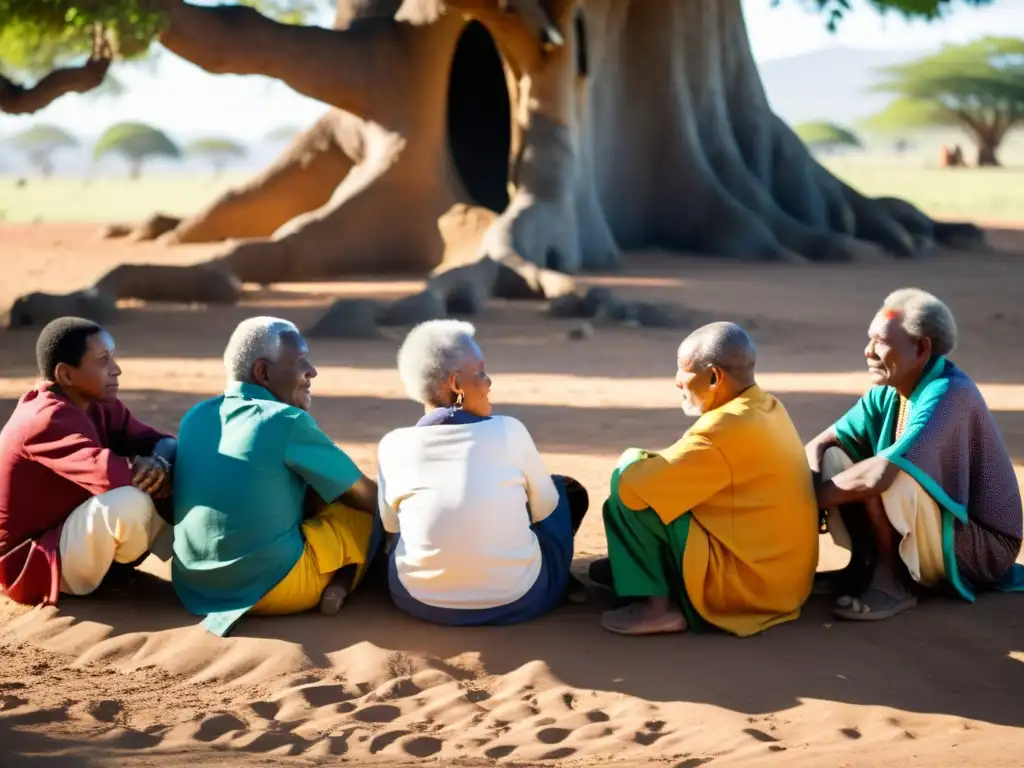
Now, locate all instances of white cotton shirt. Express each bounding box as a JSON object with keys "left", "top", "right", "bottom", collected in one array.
[{"left": 376, "top": 415, "right": 560, "bottom": 610}]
